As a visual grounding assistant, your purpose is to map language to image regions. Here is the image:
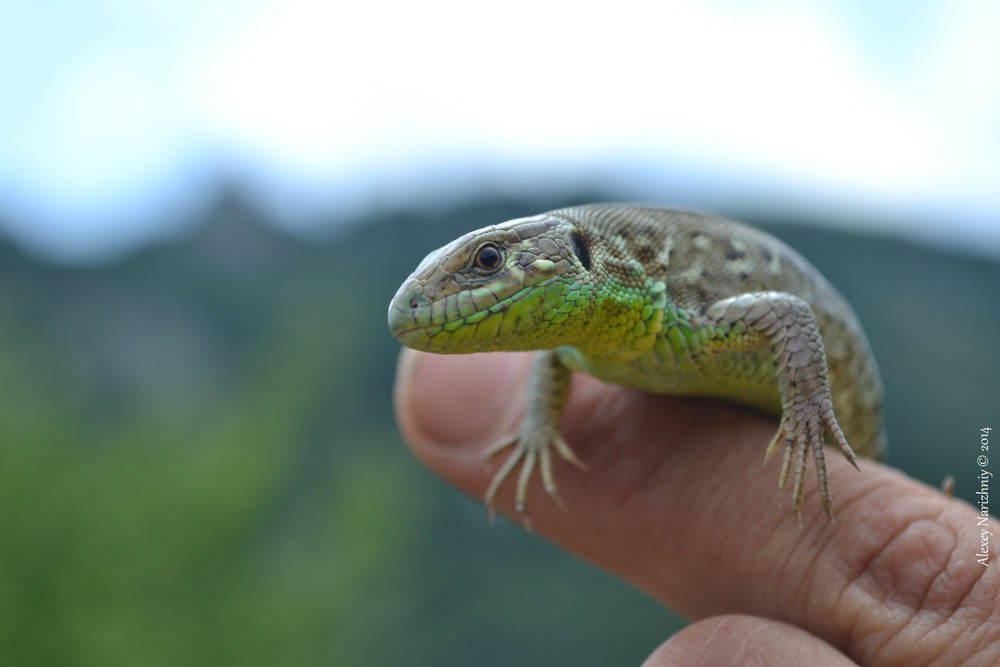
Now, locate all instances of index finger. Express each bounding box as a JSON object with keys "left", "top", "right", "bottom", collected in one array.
[{"left": 395, "top": 349, "right": 1000, "bottom": 667}]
